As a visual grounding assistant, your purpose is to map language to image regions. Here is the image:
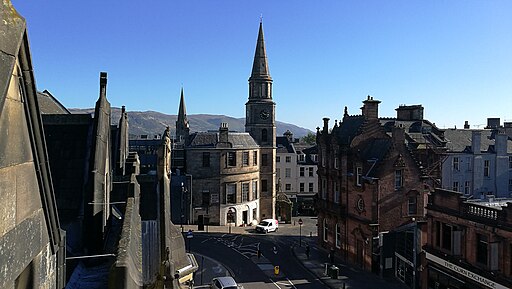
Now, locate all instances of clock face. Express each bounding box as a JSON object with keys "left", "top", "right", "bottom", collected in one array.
[{"left": 259, "top": 109, "right": 270, "bottom": 120}]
